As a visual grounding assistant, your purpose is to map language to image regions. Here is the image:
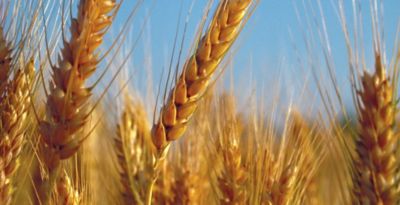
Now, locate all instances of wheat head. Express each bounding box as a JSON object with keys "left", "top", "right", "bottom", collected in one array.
[
  {"left": 213, "top": 94, "right": 247, "bottom": 205},
  {"left": 151, "top": 0, "right": 253, "bottom": 155},
  {"left": 115, "top": 98, "right": 152, "bottom": 204},
  {"left": 0, "top": 60, "right": 34, "bottom": 205},
  {"left": 352, "top": 54, "right": 399, "bottom": 204},
  {"left": 39, "top": 0, "right": 117, "bottom": 168},
  {"left": 35, "top": 0, "right": 117, "bottom": 203}
]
